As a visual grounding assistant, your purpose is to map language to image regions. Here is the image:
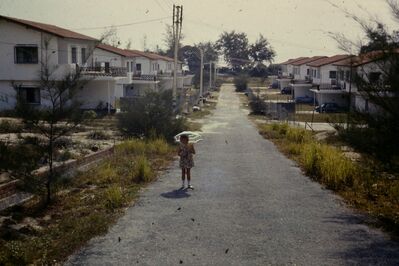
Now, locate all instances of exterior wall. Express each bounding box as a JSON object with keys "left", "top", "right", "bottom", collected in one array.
[
  {"left": 291, "top": 84, "right": 313, "bottom": 98},
  {"left": 0, "top": 81, "right": 17, "bottom": 110},
  {"left": 318, "top": 64, "right": 339, "bottom": 85},
  {"left": 57, "top": 38, "right": 96, "bottom": 66},
  {"left": 354, "top": 94, "right": 380, "bottom": 114},
  {"left": 277, "top": 79, "right": 291, "bottom": 90},
  {"left": 0, "top": 20, "right": 59, "bottom": 81},
  {"left": 134, "top": 57, "right": 151, "bottom": 74},
  {"left": 314, "top": 92, "right": 347, "bottom": 107},
  {"left": 286, "top": 64, "right": 295, "bottom": 77},
  {"left": 77, "top": 79, "right": 116, "bottom": 109},
  {"left": 299, "top": 65, "right": 310, "bottom": 80},
  {"left": 92, "top": 48, "right": 123, "bottom": 67}
]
